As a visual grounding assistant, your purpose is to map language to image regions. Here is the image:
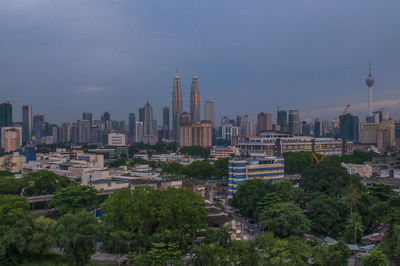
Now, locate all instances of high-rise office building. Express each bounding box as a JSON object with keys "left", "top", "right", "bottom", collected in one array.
[
  {"left": 129, "top": 113, "right": 136, "bottom": 136},
  {"left": 340, "top": 114, "right": 359, "bottom": 141},
  {"left": 314, "top": 119, "right": 322, "bottom": 137},
  {"left": 179, "top": 122, "right": 212, "bottom": 148},
  {"left": 277, "top": 110, "right": 288, "bottom": 132},
  {"left": 180, "top": 112, "right": 190, "bottom": 125},
  {"left": 60, "top": 122, "right": 71, "bottom": 143},
  {"left": 139, "top": 107, "right": 145, "bottom": 123},
  {"left": 288, "top": 110, "right": 300, "bottom": 134},
  {"left": 102, "top": 112, "right": 111, "bottom": 121},
  {"left": 163, "top": 107, "right": 170, "bottom": 132},
  {"left": 51, "top": 124, "right": 59, "bottom": 143},
  {"left": 135, "top": 121, "right": 144, "bottom": 142},
  {"left": 301, "top": 120, "right": 312, "bottom": 136},
  {"left": 0, "top": 102, "right": 12, "bottom": 127},
  {"left": 204, "top": 99, "right": 214, "bottom": 126},
  {"left": 172, "top": 73, "right": 182, "bottom": 142},
  {"left": 1, "top": 127, "right": 22, "bottom": 152},
  {"left": 78, "top": 120, "right": 90, "bottom": 143},
  {"left": 22, "top": 105, "right": 32, "bottom": 143},
  {"left": 32, "top": 115, "right": 44, "bottom": 140},
  {"left": 71, "top": 122, "right": 79, "bottom": 144},
  {"left": 190, "top": 73, "right": 200, "bottom": 123},
  {"left": 143, "top": 101, "right": 154, "bottom": 137},
  {"left": 82, "top": 112, "right": 93, "bottom": 124},
  {"left": 256, "top": 112, "right": 272, "bottom": 134}
]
